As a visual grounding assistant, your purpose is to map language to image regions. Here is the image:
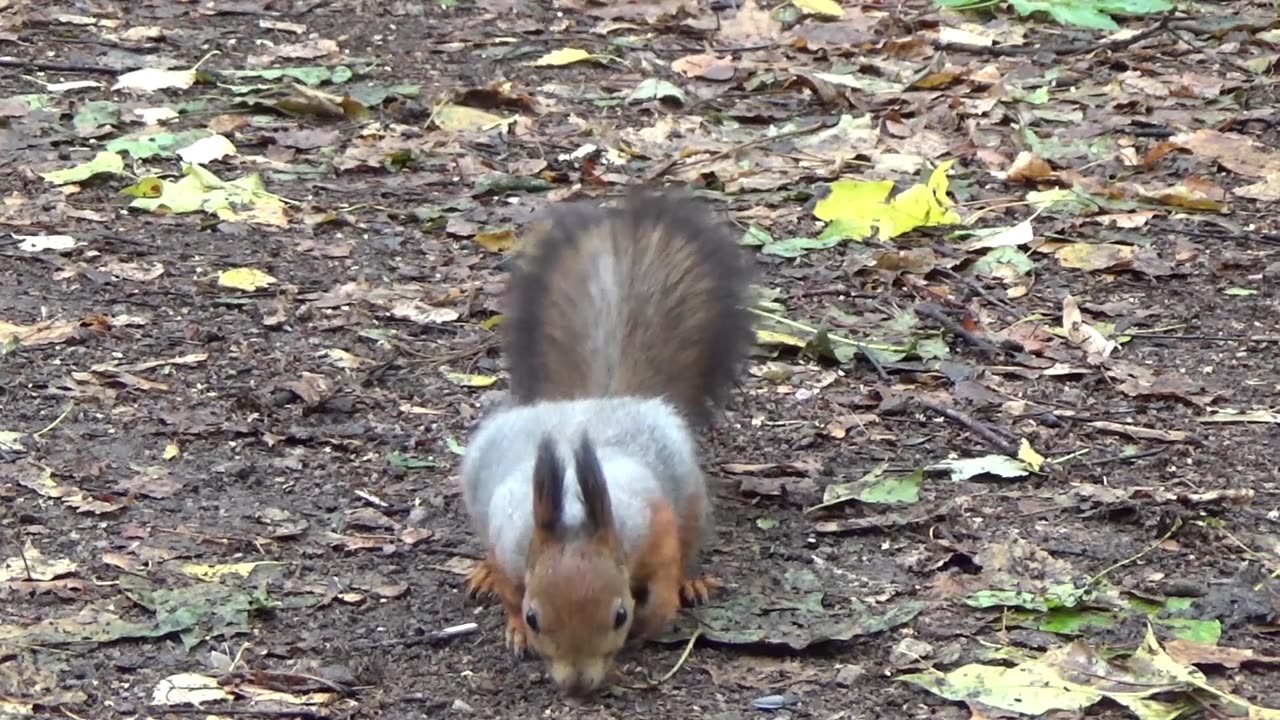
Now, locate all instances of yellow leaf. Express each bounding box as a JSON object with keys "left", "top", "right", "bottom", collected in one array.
[
  {"left": 792, "top": 0, "right": 844, "bottom": 17},
  {"left": 433, "top": 103, "right": 505, "bottom": 132},
  {"left": 474, "top": 227, "right": 515, "bottom": 252},
  {"left": 218, "top": 267, "right": 277, "bottom": 292},
  {"left": 531, "top": 47, "right": 594, "bottom": 67},
  {"left": 443, "top": 371, "right": 498, "bottom": 388},
  {"left": 1016, "top": 438, "right": 1044, "bottom": 471},
  {"left": 179, "top": 561, "right": 281, "bottom": 582},
  {"left": 480, "top": 314, "right": 504, "bottom": 331},
  {"left": 1055, "top": 243, "right": 1135, "bottom": 272},
  {"left": 813, "top": 179, "right": 895, "bottom": 222},
  {"left": 755, "top": 329, "right": 808, "bottom": 348},
  {"left": 163, "top": 441, "right": 180, "bottom": 460},
  {"left": 879, "top": 160, "right": 961, "bottom": 239}
]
